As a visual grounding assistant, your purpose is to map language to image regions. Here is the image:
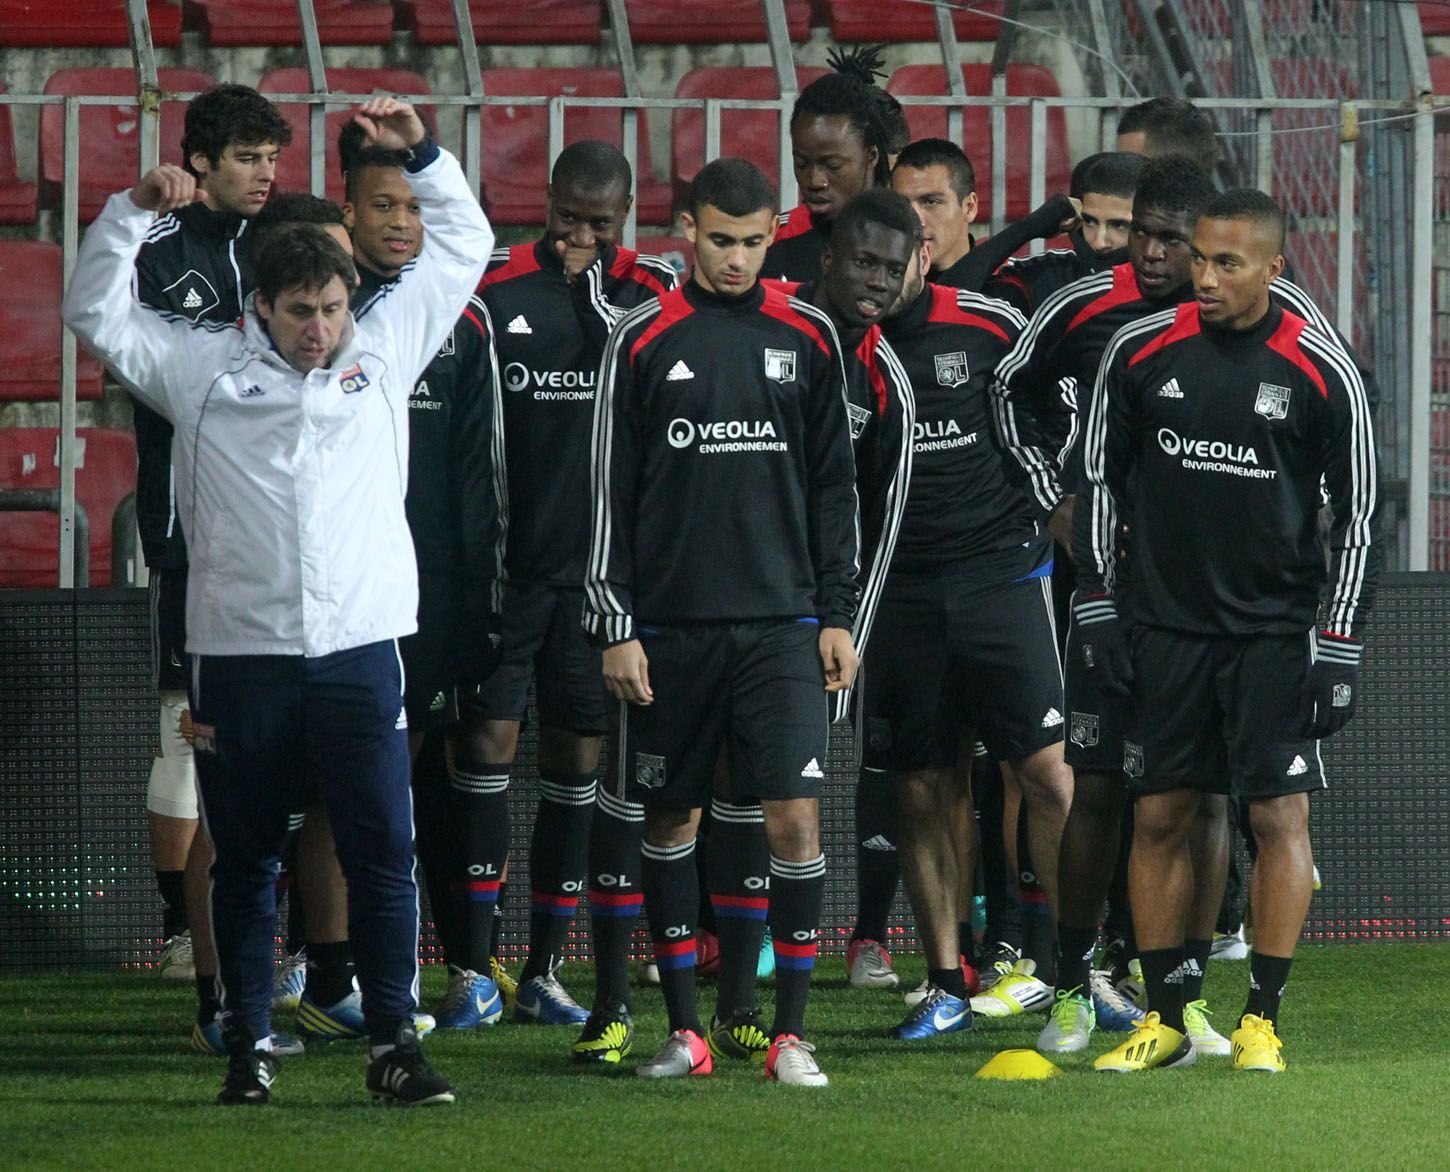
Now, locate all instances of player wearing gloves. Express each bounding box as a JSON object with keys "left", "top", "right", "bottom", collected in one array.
[{"left": 1077, "top": 190, "right": 1378, "bottom": 1074}]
